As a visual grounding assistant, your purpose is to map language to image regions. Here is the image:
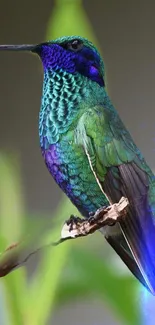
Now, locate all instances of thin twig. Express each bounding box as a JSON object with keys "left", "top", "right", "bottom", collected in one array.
[{"left": 0, "top": 197, "right": 129, "bottom": 277}]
